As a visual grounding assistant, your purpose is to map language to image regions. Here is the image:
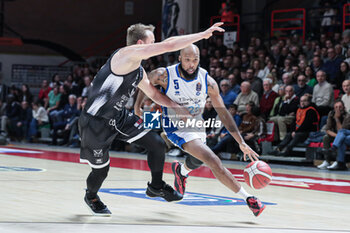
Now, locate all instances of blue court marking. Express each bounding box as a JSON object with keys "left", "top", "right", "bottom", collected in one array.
[
  {"left": 99, "top": 188, "right": 276, "bottom": 206},
  {"left": 0, "top": 166, "right": 45, "bottom": 172}
]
